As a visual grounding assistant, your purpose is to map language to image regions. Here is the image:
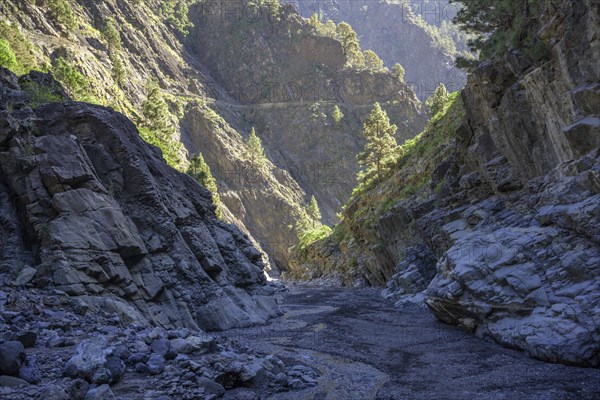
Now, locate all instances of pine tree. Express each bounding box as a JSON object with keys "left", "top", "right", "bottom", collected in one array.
[
  {"left": 101, "top": 18, "right": 122, "bottom": 51},
  {"left": 426, "top": 83, "right": 449, "bottom": 117},
  {"left": 309, "top": 13, "right": 321, "bottom": 29},
  {"left": 142, "top": 80, "right": 176, "bottom": 141},
  {"left": 294, "top": 208, "right": 312, "bottom": 240},
  {"left": 363, "top": 50, "right": 385, "bottom": 71},
  {"left": 173, "top": 0, "right": 193, "bottom": 34},
  {"left": 47, "top": 0, "right": 76, "bottom": 30},
  {"left": 357, "top": 103, "right": 398, "bottom": 184},
  {"left": 332, "top": 105, "right": 344, "bottom": 127},
  {"left": 450, "top": 0, "right": 541, "bottom": 62},
  {"left": 188, "top": 153, "right": 221, "bottom": 218},
  {"left": 336, "top": 22, "right": 365, "bottom": 68},
  {"left": 391, "top": 63, "right": 405, "bottom": 82},
  {"left": 322, "top": 20, "right": 337, "bottom": 39},
  {"left": 110, "top": 53, "right": 125, "bottom": 86},
  {"left": 245, "top": 127, "right": 266, "bottom": 169},
  {"left": 306, "top": 195, "right": 322, "bottom": 227}
]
